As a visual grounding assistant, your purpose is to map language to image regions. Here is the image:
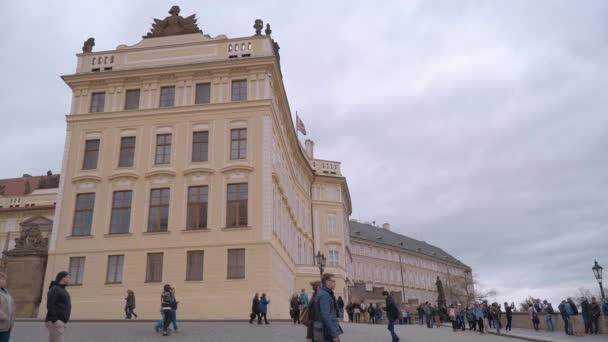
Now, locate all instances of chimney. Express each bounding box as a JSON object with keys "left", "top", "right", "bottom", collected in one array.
[
  {"left": 382, "top": 223, "right": 391, "bottom": 231},
  {"left": 304, "top": 139, "right": 314, "bottom": 159}
]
